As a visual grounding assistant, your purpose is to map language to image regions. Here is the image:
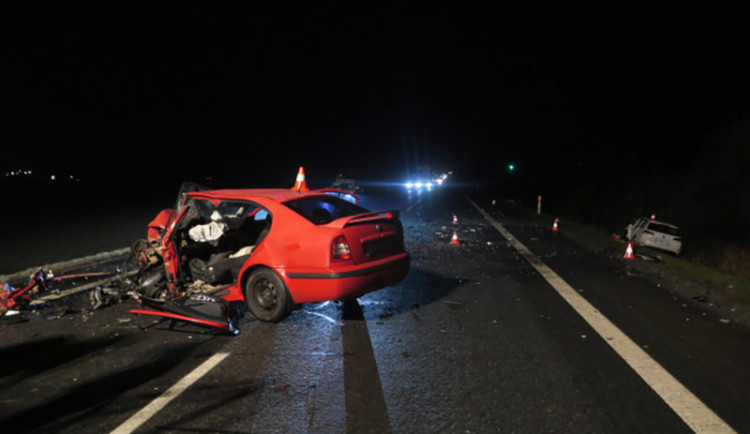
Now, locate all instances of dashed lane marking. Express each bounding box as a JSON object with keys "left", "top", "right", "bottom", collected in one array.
[
  {"left": 109, "top": 352, "right": 230, "bottom": 434},
  {"left": 468, "top": 197, "right": 737, "bottom": 434}
]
